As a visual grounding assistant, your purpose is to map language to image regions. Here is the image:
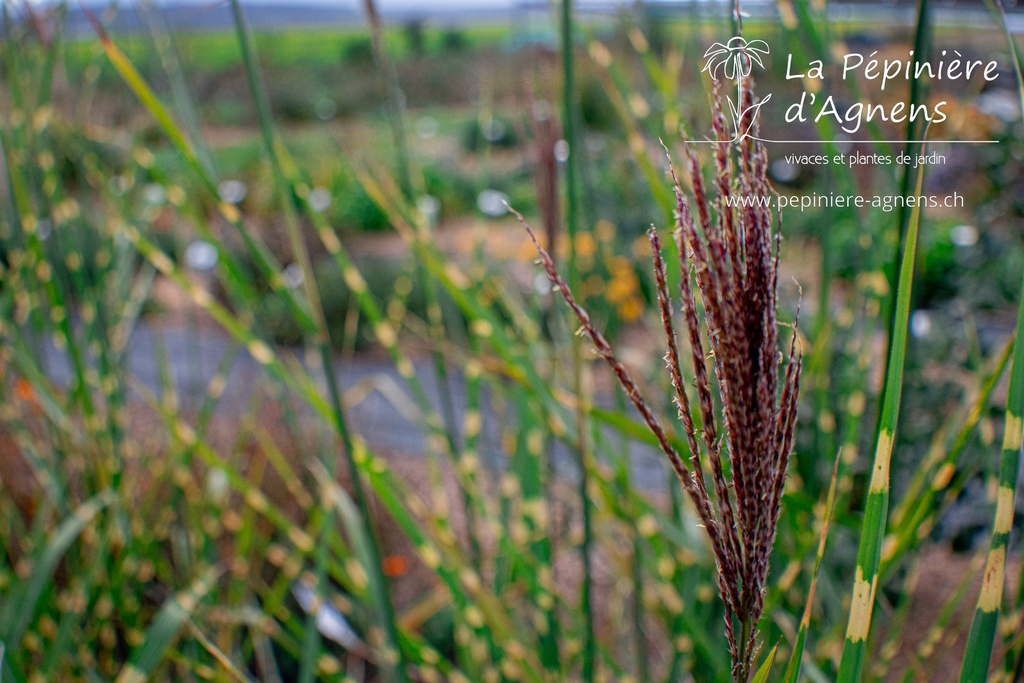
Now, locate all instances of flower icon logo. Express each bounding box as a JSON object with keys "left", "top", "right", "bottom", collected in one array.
[
  {"left": 702, "top": 37, "right": 769, "bottom": 81},
  {"left": 696, "top": 36, "right": 772, "bottom": 144}
]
